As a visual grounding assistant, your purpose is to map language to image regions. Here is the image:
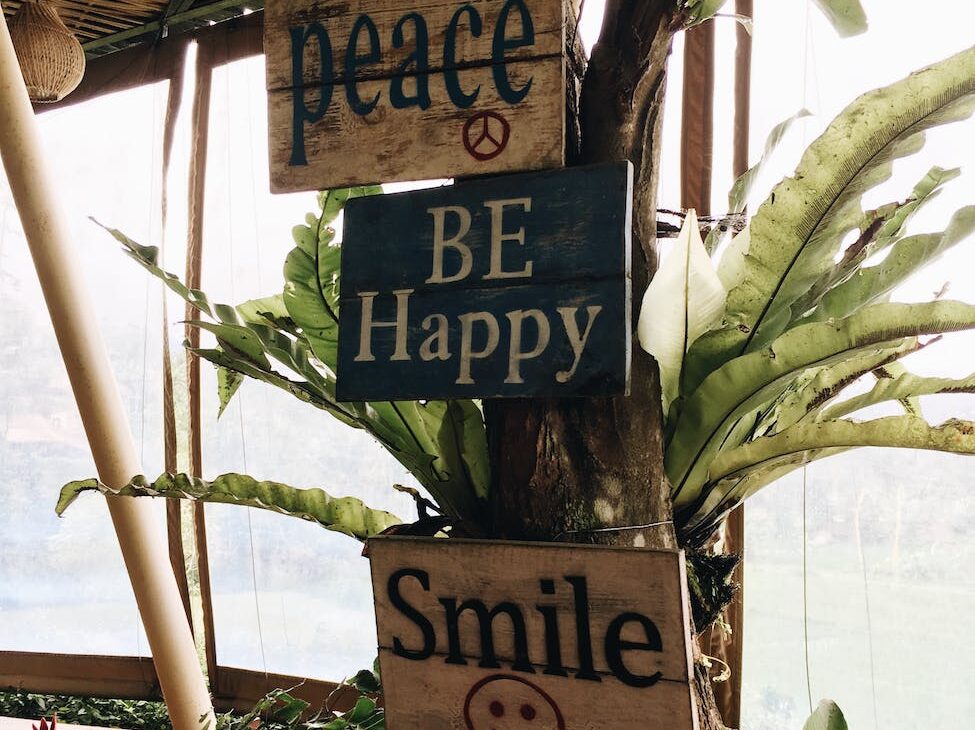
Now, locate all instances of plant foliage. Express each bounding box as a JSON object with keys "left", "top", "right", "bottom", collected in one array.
[
  {"left": 639, "top": 43, "right": 975, "bottom": 546},
  {"left": 58, "top": 473, "right": 402, "bottom": 540},
  {"left": 80, "top": 188, "right": 489, "bottom": 530},
  {"left": 683, "top": 0, "right": 867, "bottom": 37},
  {"left": 803, "top": 700, "right": 849, "bottom": 730},
  {"left": 64, "top": 45, "right": 975, "bottom": 558}
]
